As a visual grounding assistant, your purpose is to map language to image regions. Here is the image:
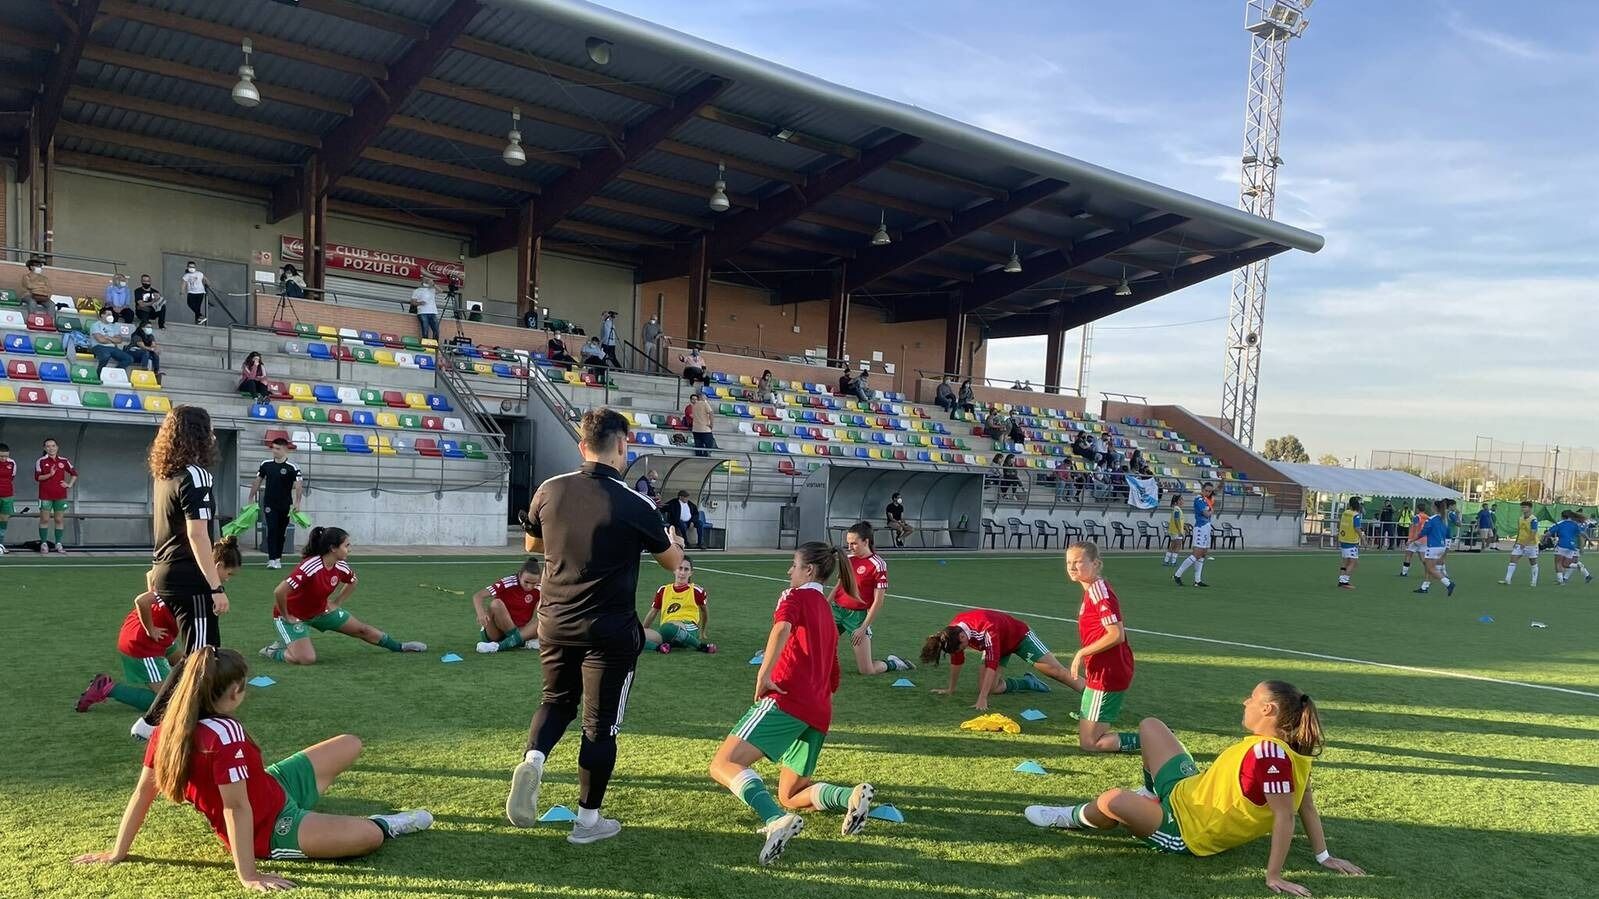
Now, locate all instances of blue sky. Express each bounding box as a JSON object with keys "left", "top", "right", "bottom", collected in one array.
[{"left": 600, "top": 0, "right": 1599, "bottom": 461}]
